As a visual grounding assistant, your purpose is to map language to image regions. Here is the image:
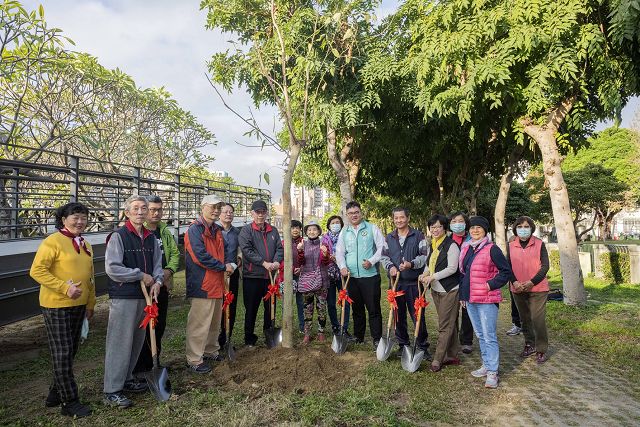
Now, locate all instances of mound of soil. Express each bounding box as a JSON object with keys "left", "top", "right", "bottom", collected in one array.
[{"left": 203, "top": 345, "right": 372, "bottom": 395}]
